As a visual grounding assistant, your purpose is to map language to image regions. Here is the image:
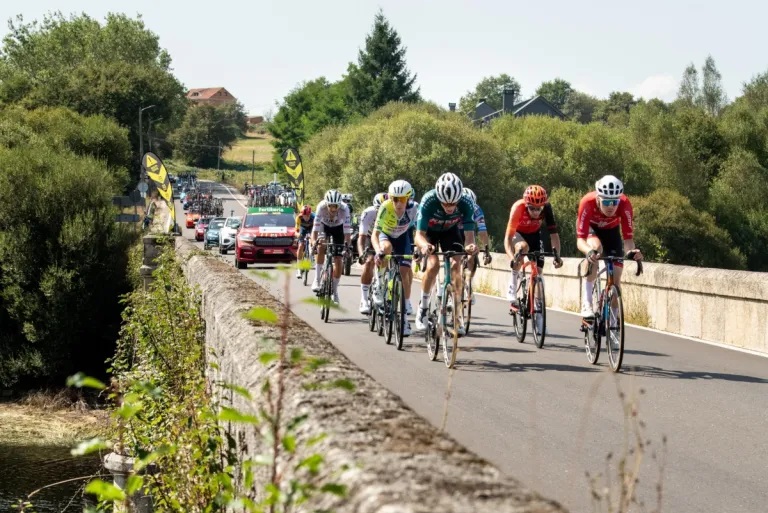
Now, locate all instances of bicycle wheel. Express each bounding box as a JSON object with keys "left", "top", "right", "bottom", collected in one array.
[
  {"left": 605, "top": 285, "right": 625, "bottom": 372},
  {"left": 383, "top": 273, "right": 394, "bottom": 345},
  {"left": 462, "top": 272, "right": 473, "bottom": 335},
  {"left": 584, "top": 279, "right": 601, "bottom": 364},
  {"left": 323, "top": 266, "right": 333, "bottom": 324},
  {"left": 425, "top": 284, "right": 439, "bottom": 361},
  {"left": 367, "top": 285, "right": 377, "bottom": 332},
  {"left": 531, "top": 277, "right": 547, "bottom": 348},
  {"left": 319, "top": 268, "right": 329, "bottom": 321},
  {"left": 441, "top": 284, "right": 459, "bottom": 368},
  {"left": 512, "top": 276, "right": 528, "bottom": 343},
  {"left": 393, "top": 273, "right": 406, "bottom": 350}
]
